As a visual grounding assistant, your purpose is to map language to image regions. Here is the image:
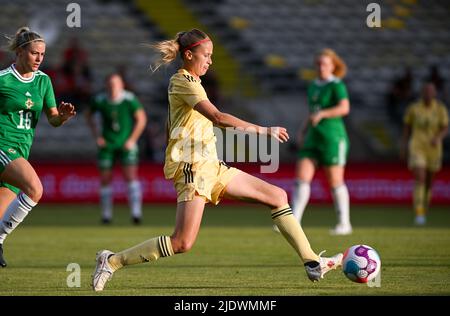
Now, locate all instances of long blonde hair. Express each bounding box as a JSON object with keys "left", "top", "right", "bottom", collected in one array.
[
  {"left": 149, "top": 29, "right": 209, "bottom": 71},
  {"left": 7, "top": 27, "right": 45, "bottom": 52},
  {"left": 317, "top": 48, "right": 347, "bottom": 78}
]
